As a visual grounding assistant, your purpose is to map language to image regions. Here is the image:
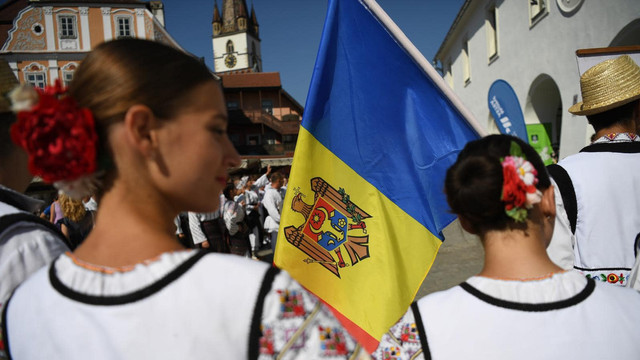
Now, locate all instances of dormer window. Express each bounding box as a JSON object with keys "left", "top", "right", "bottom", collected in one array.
[
  {"left": 115, "top": 16, "right": 133, "bottom": 38},
  {"left": 58, "top": 15, "right": 77, "bottom": 39}
]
